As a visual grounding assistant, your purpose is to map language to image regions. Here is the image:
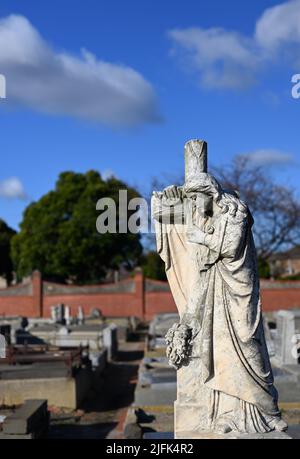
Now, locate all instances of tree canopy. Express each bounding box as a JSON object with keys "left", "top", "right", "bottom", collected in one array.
[
  {"left": 11, "top": 170, "right": 143, "bottom": 283},
  {"left": 0, "top": 219, "right": 16, "bottom": 286},
  {"left": 141, "top": 251, "right": 167, "bottom": 281},
  {"left": 213, "top": 156, "right": 300, "bottom": 263}
]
